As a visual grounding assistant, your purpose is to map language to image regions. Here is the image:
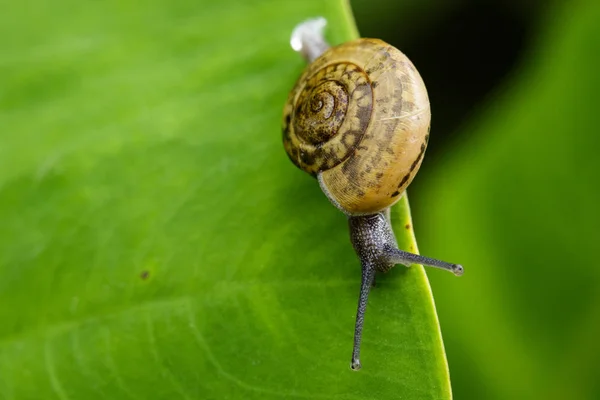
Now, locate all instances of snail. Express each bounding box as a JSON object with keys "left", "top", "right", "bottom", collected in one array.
[{"left": 282, "top": 18, "right": 463, "bottom": 371}]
